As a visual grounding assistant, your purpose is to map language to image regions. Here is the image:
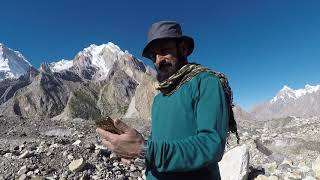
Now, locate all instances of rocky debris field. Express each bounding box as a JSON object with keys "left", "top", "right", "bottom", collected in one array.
[
  {"left": 0, "top": 114, "right": 319, "bottom": 180},
  {"left": 225, "top": 116, "right": 320, "bottom": 180},
  {"left": 0, "top": 115, "right": 149, "bottom": 180}
]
